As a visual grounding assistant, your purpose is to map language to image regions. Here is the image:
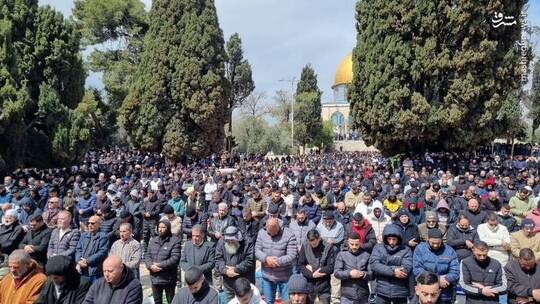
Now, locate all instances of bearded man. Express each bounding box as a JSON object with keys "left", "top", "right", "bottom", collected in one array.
[{"left": 215, "top": 226, "right": 255, "bottom": 302}]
